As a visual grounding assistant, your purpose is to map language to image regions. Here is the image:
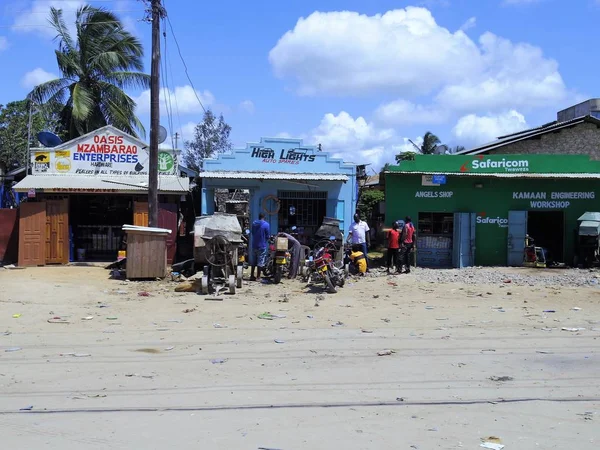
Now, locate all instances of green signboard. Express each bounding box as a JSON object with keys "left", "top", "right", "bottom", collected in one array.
[{"left": 388, "top": 154, "right": 600, "bottom": 174}]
